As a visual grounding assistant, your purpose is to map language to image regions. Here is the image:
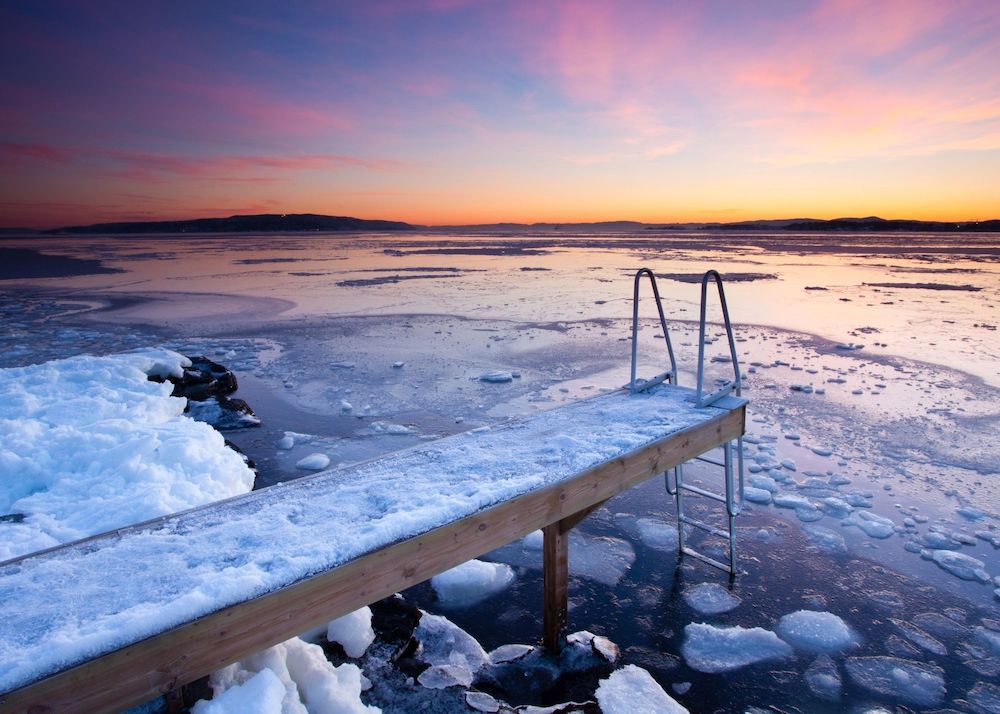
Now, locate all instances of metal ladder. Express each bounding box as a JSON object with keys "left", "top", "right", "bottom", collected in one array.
[{"left": 629, "top": 268, "right": 745, "bottom": 575}]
